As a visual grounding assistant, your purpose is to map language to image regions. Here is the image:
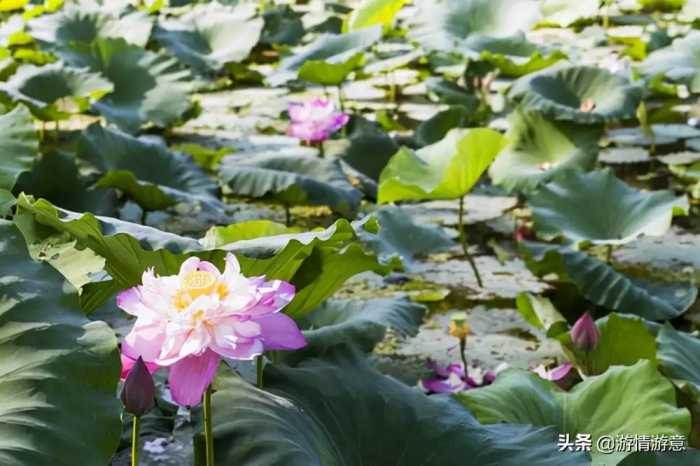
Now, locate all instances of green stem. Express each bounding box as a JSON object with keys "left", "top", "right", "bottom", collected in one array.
[
  {"left": 318, "top": 141, "right": 325, "bottom": 158},
  {"left": 338, "top": 84, "right": 345, "bottom": 112},
  {"left": 131, "top": 416, "right": 140, "bottom": 466},
  {"left": 459, "top": 338, "right": 468, "bottom": 373},
  {"left": 203, "top": 385, "right": 215, "bottom": 466},
  {"left": 605, "top": 244, "right": 613, "bottom": 264},
  {"left": 256, "top": 355, "right": 264, "bottom": 388},
  {"left": 140, "top": 209, "right": 148, "bottom": 226},
  {"left": 458, "top": 196, "right": 484, "bottom": 288},
  {"left": 284, "top": 204, "right": 291, "bottom": 227}
]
